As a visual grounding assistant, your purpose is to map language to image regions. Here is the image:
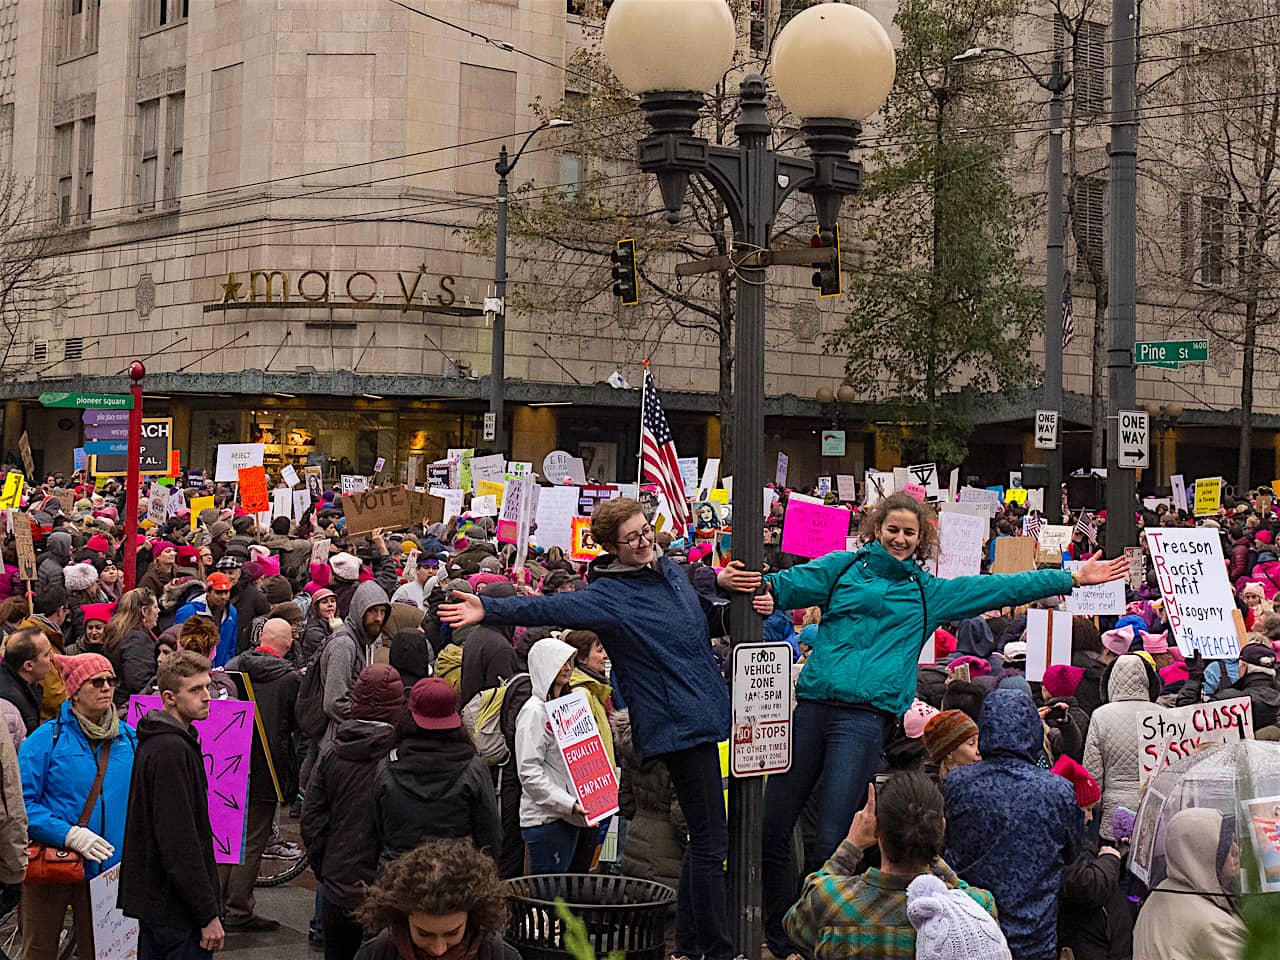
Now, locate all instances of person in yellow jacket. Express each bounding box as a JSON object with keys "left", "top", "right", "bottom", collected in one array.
[
  {"left": 20, "top": 585, "right": 72, "bottom": 719},
  {"left": 562, "top": 630, "right": 615, "bottom": 766}
]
